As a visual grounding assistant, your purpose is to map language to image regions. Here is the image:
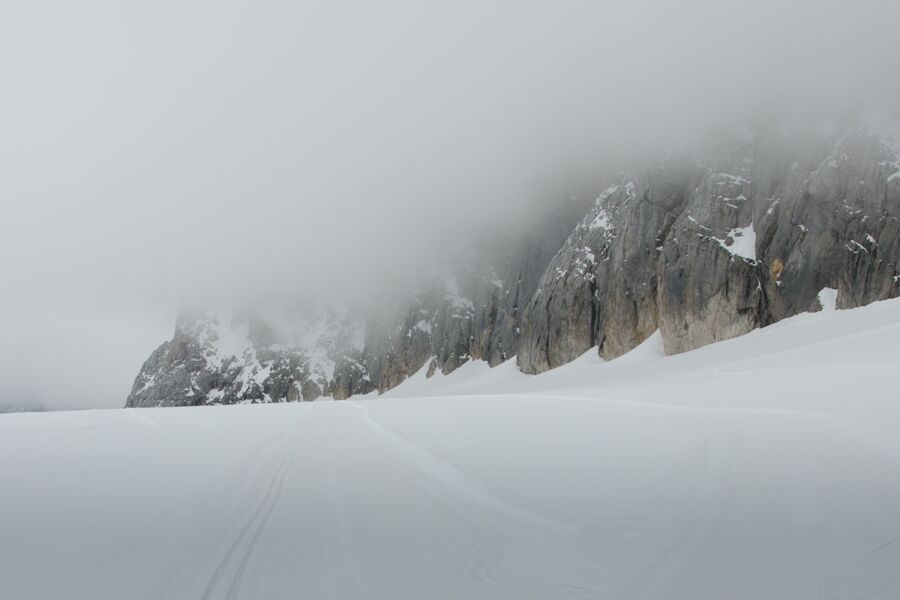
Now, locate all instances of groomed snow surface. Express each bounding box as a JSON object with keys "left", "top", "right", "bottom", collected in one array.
[{"left": 3, "top": 299, "right": 900, "bottom": 599}]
